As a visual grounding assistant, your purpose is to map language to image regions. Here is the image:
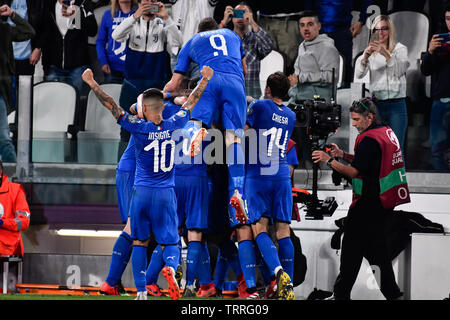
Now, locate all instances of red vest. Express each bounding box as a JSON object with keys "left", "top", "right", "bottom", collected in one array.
[
  {"left": 351, "top": 126, "right": 410, "bottom": 209},
  {"left": 0, "top": 176, "right": 31, "bottom": 256}
]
